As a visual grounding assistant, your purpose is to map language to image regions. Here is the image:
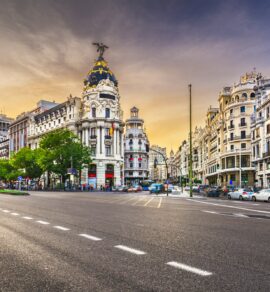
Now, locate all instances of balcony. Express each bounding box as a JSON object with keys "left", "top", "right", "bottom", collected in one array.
[
  {"left": 228, "top": 134, "right": 251, "bottom": 141},
  {"left": 263, "top": 151, "right": 270, "bottom": 158},
  {"left": 239, "top": 122, "right": 247, "bottom": 127},
  {"left": 104, "top": 135, "right": 112, "bottom": 140}
]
